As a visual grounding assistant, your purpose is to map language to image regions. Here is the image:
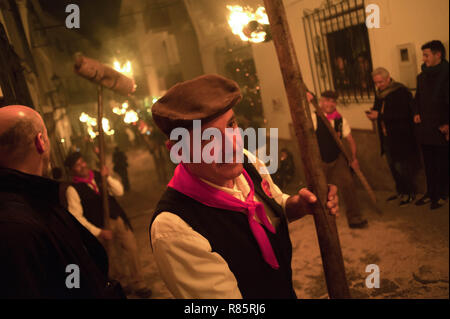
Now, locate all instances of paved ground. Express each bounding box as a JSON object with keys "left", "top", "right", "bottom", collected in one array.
[{"left": 111, "top": 147, "right": 449, "bottom": 299}]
